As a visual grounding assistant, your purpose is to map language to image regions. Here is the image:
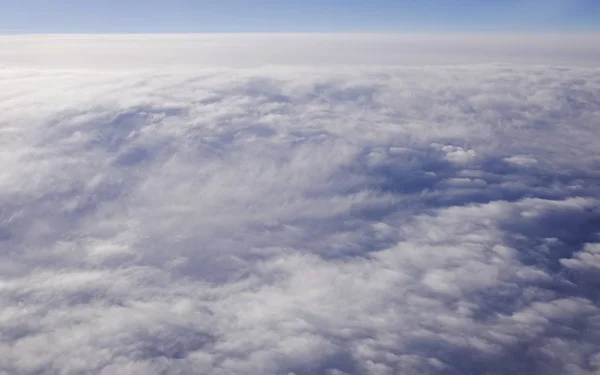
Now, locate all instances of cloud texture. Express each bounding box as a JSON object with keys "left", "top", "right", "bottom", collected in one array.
[{"left": 1, "top": 42, "right": 600, "bottom": 374}]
